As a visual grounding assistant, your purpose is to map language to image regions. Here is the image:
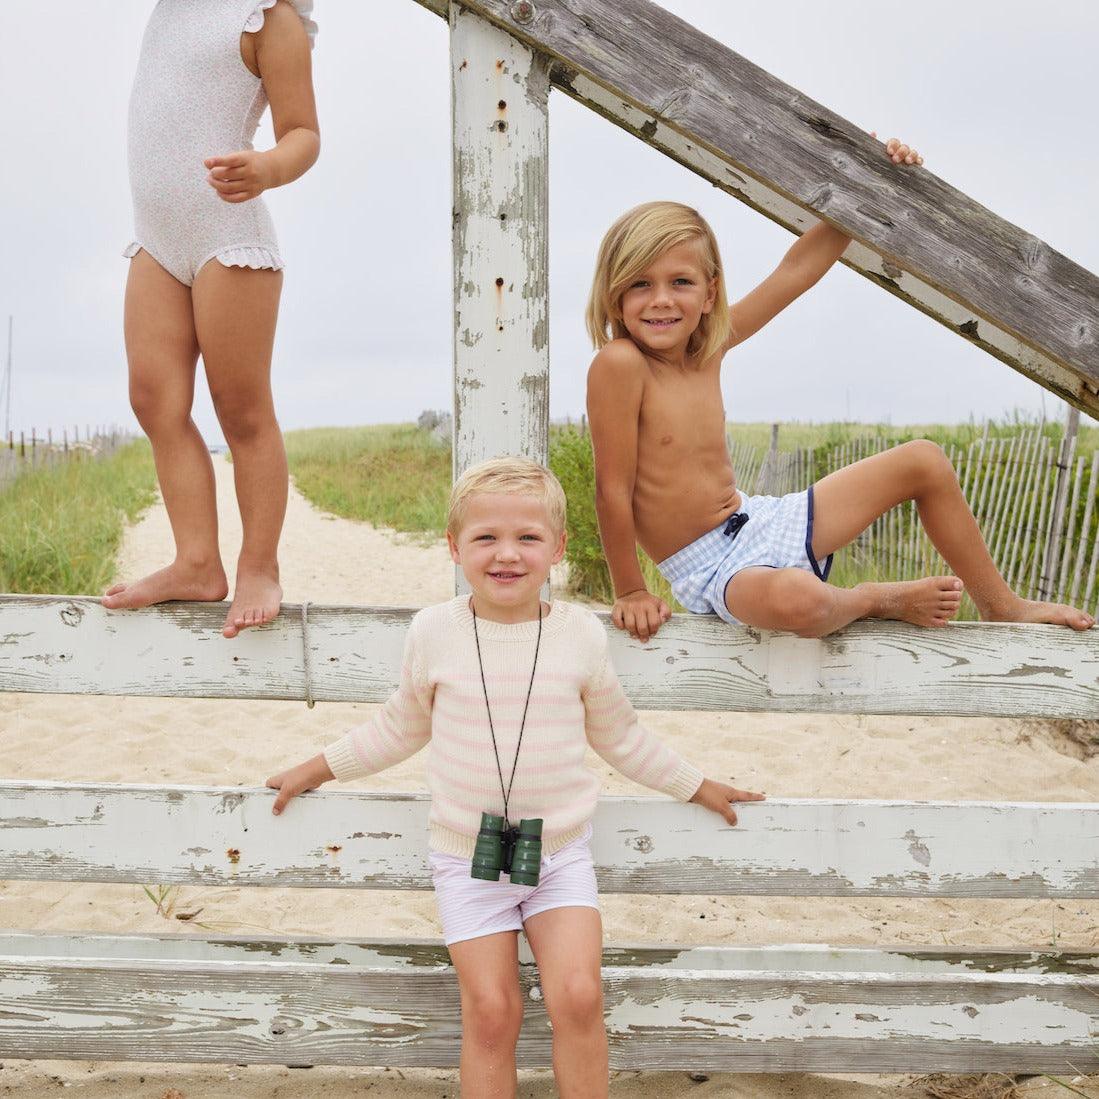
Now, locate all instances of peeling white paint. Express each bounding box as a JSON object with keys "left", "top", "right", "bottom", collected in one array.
[
  {"left": 2, "top": 597, "right": 1095, "bottom": 718},
  {"left": 1, "top": 783, "right": 1096, "bottom": 897}
]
